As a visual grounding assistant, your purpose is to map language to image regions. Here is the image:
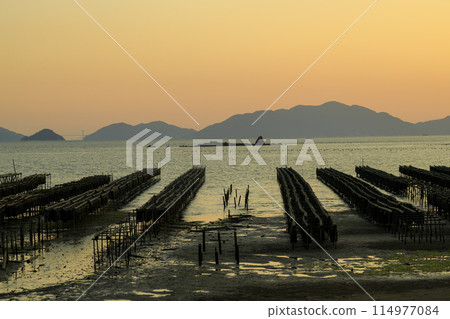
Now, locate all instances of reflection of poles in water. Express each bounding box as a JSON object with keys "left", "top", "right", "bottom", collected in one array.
[
  {"left": 222, "top": 184, "right": 250, "bottom": 218},
  {"left": 202, "top": 229, "right": 206, "bottom": 252},
  {"left": 215, "top": 247, "right": 219, "bottom": 265},
  {"left": 222, "top": 186, "right": 231, "bottom": 209},
  {"left": 218, "top": 232, "right": 222, "bottom": 254},
  {"left": 244, "top": 185, "right": 250, "bottom": 210},
  {"left": 221, "top": 183, "right": 249, "bottom": 216},
  {"left": 234, "top": 230, "right": 240, "bottom": 265}
]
